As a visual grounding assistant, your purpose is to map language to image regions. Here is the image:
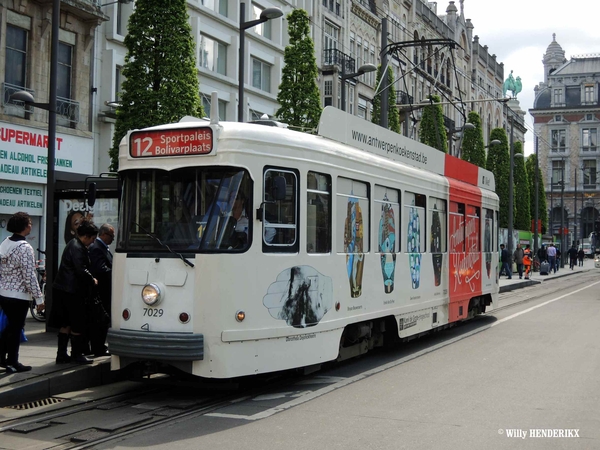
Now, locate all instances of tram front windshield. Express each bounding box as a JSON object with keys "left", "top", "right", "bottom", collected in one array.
[{"left": 118, "top": 167, "right": 252, "bottom": 253}]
